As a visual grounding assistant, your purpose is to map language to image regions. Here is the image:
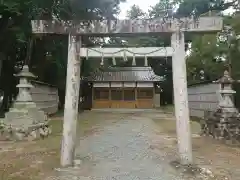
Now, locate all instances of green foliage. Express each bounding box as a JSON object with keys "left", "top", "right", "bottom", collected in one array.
[
  {"left": 175, "top": 0, "right": 236, "bottom": 17},
  {"left": 127, "top": 5, "right": 146, "bottom": 19},
  {"left": 186, "top": 35, "right": 225, "bottom": 83},
  {"left": 148, "top": 0, "right": 174, "bottom": 18},
  {"left": 0, "top": 0, "right": 125, "bottom": 80},
  {"left": 186, "top": 13, "right": 240, "bottom": 84}
]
